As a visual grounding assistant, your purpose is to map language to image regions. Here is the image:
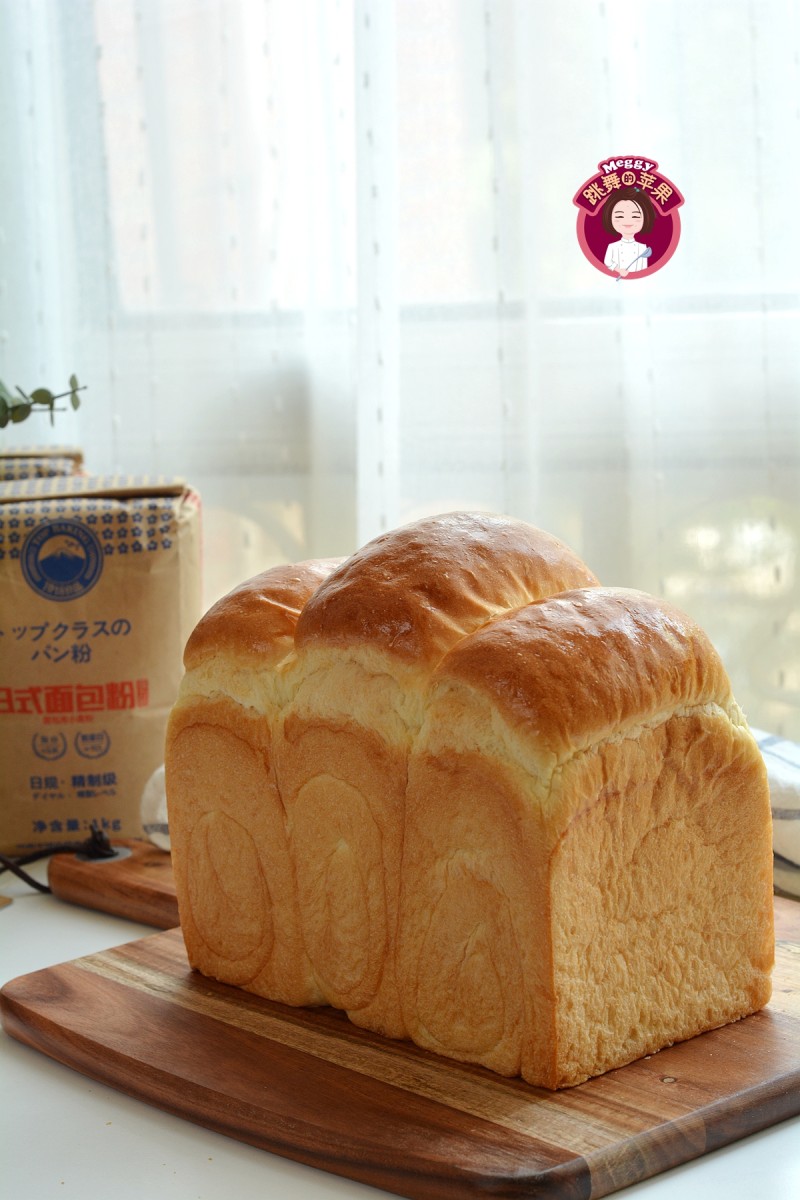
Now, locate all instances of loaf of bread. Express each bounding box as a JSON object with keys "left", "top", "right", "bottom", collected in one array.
[{"left": 165, "top": 513, "right": 774, "bottom": 1088}]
